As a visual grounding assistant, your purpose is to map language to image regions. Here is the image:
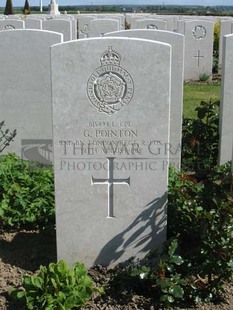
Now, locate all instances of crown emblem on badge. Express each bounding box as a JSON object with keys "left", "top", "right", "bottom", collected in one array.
[
  {"left": 87, "top": 46, "right": 134, "bottom": 115},
  {"left": 100, "top": 46, "right": 121, "bottom": 66}
]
